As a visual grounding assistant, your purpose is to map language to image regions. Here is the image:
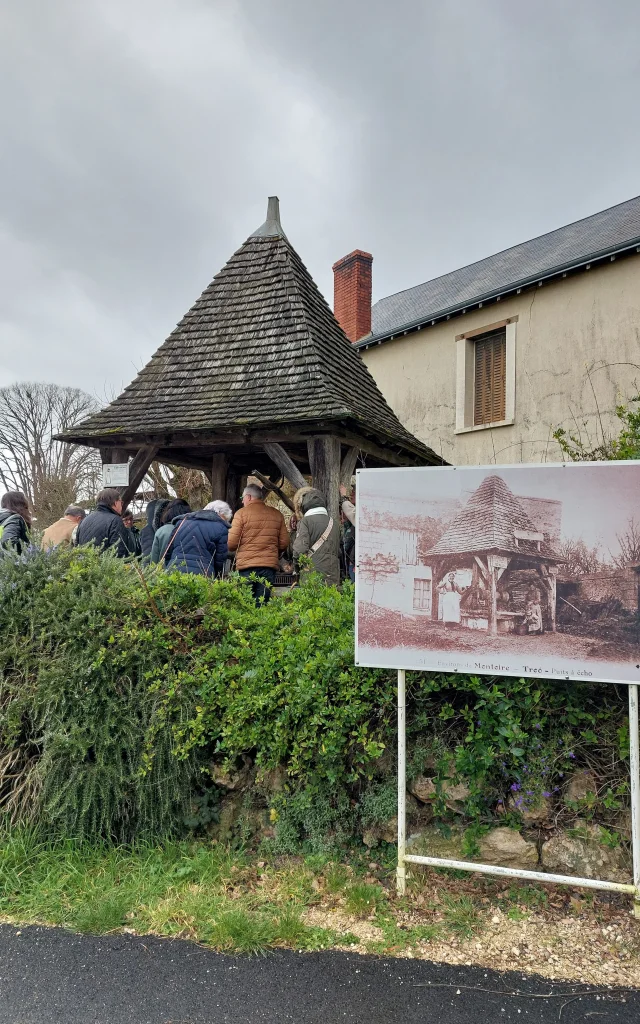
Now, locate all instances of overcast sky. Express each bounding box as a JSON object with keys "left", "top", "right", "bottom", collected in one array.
[{"left": 2, "top": 0, "right": 640, "bottom": 400}]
